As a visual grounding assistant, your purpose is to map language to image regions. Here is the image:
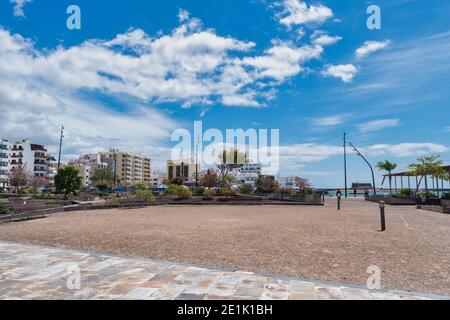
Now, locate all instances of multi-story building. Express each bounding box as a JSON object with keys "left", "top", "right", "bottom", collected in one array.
[
  {"left": 101, "top": 150, "right": 151, "bottom": 187},
  {"left": 278, "top": 177, "right": 298, "bottom": 189},
  {"left": 167, "top": 159, "right": 200, "bottom": 184},
  {"left": 68, "top": 154, "right": 108, "bottom": 187},
  {"left": 9, "top": 139, "right": 52, "bottom": 179},
  {"left": 232, "top": 163, "right": 262, "bottom": 176},
  {"left": 231, "top": 163, "right": 262, "bottom": 186},
  {"left": 150, "top": 172, "right": 167, "bottom": 186},
  {"left": 0, "top": 138, "right": 9, "bottom": 190}
]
